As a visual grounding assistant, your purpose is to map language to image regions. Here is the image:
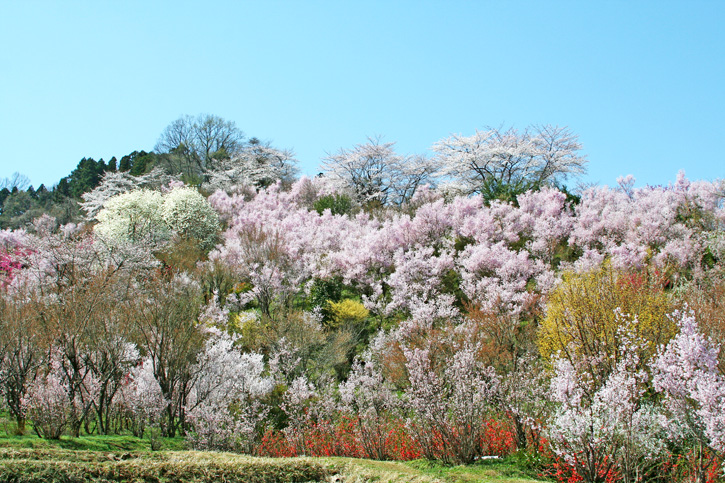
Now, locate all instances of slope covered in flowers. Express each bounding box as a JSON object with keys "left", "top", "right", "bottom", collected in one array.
[{"left": 1, "top": 172, "right": 724, "bottom": 482}]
